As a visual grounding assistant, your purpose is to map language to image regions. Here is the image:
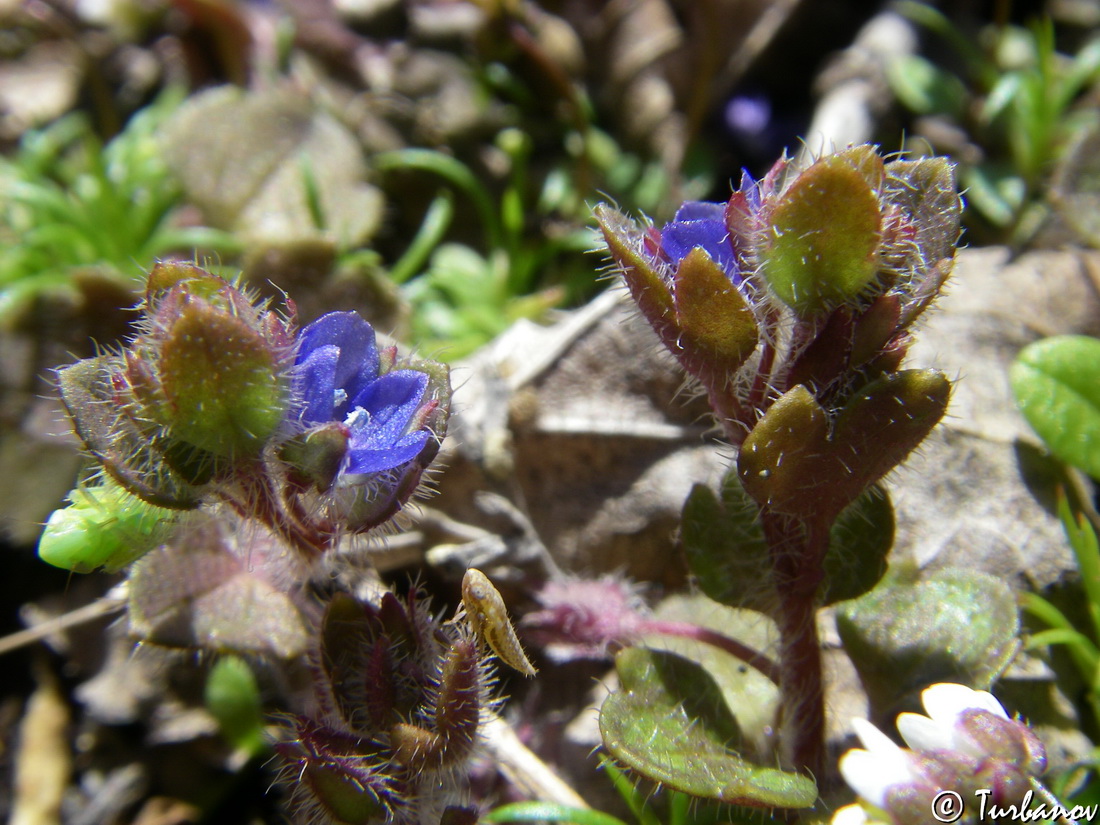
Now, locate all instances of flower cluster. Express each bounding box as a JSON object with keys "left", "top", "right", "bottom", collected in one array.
[
  {"left": 48, "top": 262, "right": 451, "bottom": 569},
  {"left": 834, "top": 683, "right": 1048, "bottom": 825},
  {"left": 597, "top": 148, "right": 960, "bottom": 439},
  {"left": 598, "top": 148, "right": 958, "bottom": 527}
]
